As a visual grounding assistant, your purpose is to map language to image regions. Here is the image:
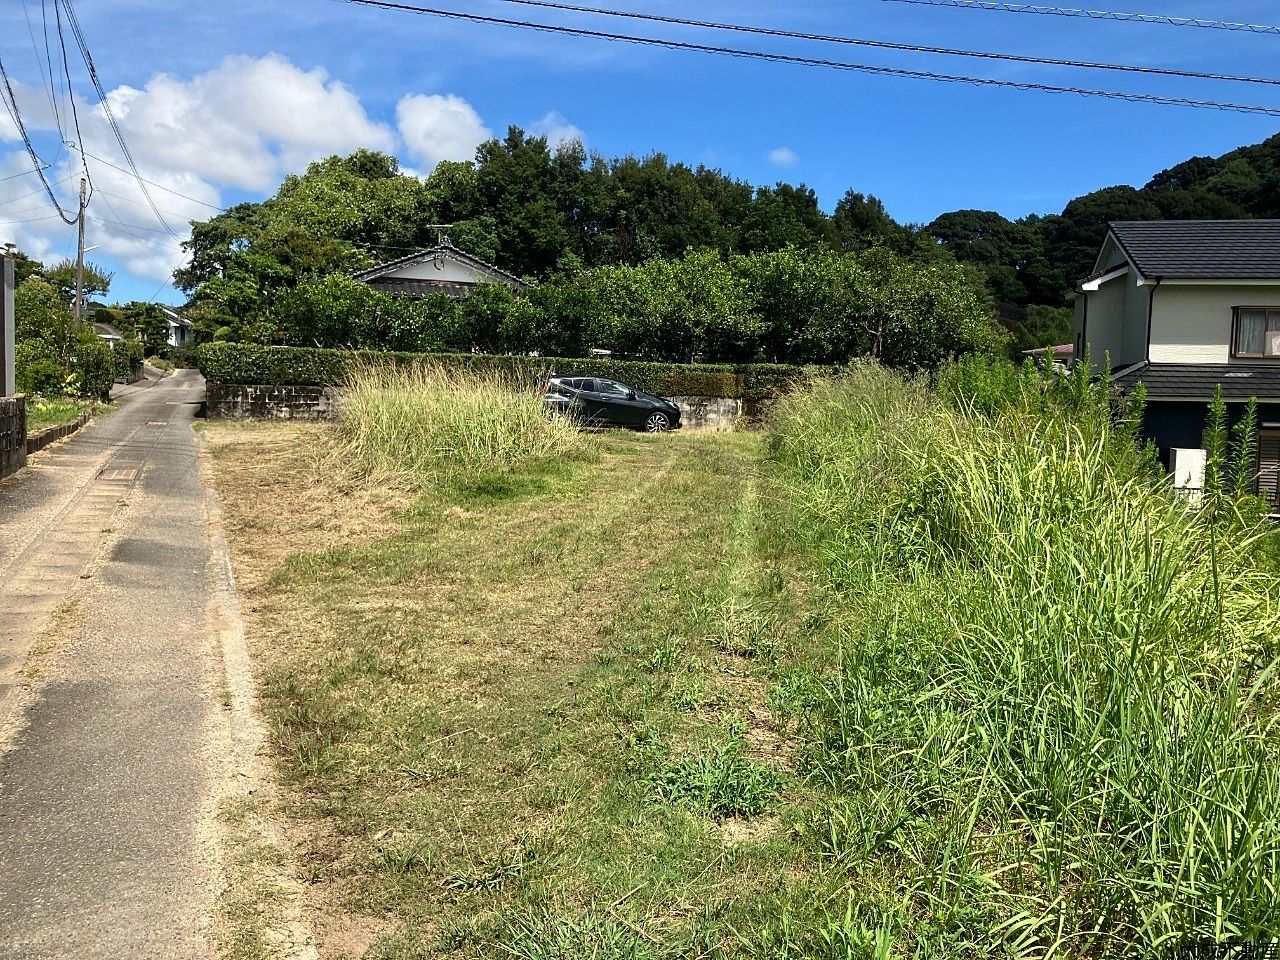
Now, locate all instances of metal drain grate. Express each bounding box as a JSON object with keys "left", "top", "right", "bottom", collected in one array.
[{"left": 98, "top": 468, "right": 138, "bottom": 482}]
